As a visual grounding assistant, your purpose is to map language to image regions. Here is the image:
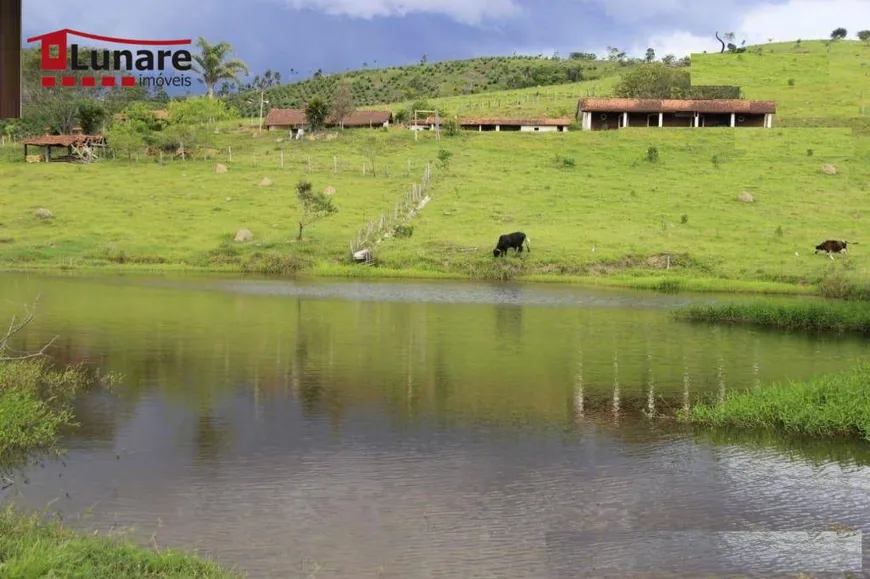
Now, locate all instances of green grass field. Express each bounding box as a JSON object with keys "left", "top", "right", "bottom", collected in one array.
[{"left": 1, "top": 39, "right": 869, "bottom": 294}]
